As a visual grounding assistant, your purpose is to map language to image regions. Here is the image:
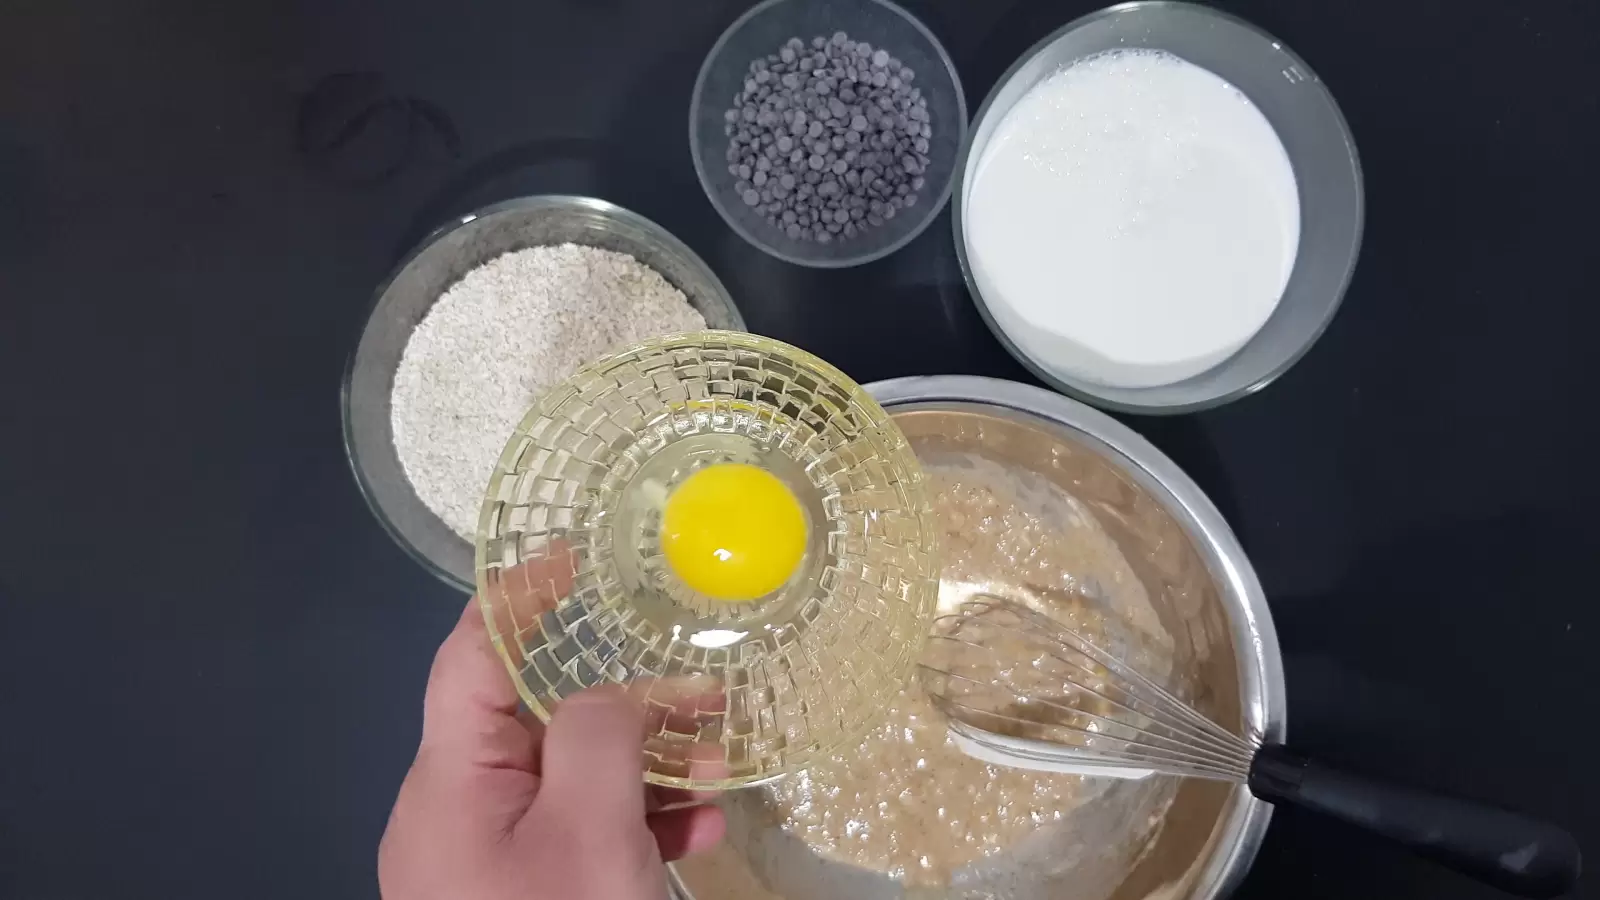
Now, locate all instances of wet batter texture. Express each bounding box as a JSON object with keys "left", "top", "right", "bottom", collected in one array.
[{"left": 761, "top": 462, "right": 1155, "bottom": 887}]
